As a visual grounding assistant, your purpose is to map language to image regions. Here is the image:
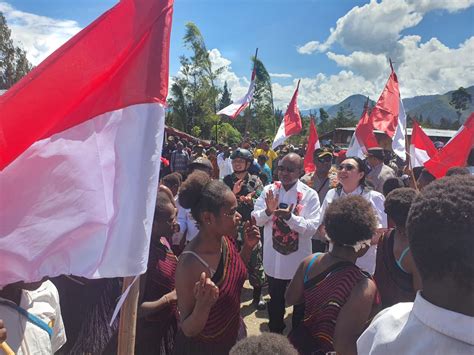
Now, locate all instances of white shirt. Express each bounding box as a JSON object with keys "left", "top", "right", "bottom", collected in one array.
[
  {"left": 321, "top": 186, "right": 387, "bottom": 275},
  {"left": 175, "top": 200, "right": 199, "bottom": 244},
  {"left": 0, "top": 280, "right": 66, "bottom": 355},
  {"left": 252, "top": 180, "right": 321, "bottom": 280},
  {"left": 217, "top": 153, "right": 233, "bottom": 180},
  {"left": 357, "top": 292, "right": 474, "bottom": 354}
]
